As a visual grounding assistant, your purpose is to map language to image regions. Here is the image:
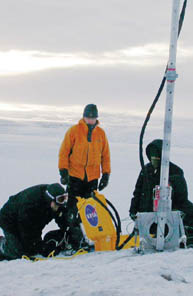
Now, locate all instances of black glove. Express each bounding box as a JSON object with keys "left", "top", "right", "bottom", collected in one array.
[
  {"left": 59, "top": 169, "right": 69, "bottom": 185},
  {"left": 98, "top": 173, "right": 110, "bottom": 191},
  {"left": 130, "top": 213, "right": 137, "bottom": 221},
  {"left": 66, "top": 207, "right": 79, "bottom": 227}
]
